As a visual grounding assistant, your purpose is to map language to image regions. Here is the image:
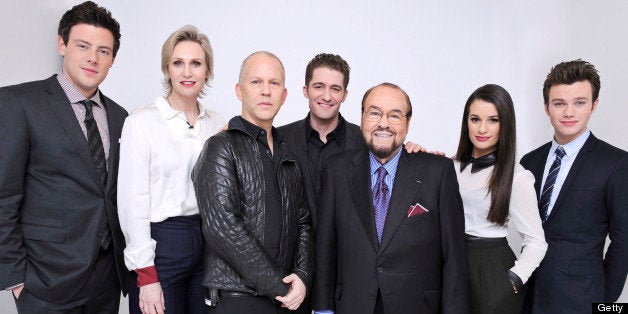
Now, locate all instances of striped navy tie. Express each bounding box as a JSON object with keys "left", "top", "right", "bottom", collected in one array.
[{"left": 539, "top": 146, "right": 566, "bottom": 222}]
